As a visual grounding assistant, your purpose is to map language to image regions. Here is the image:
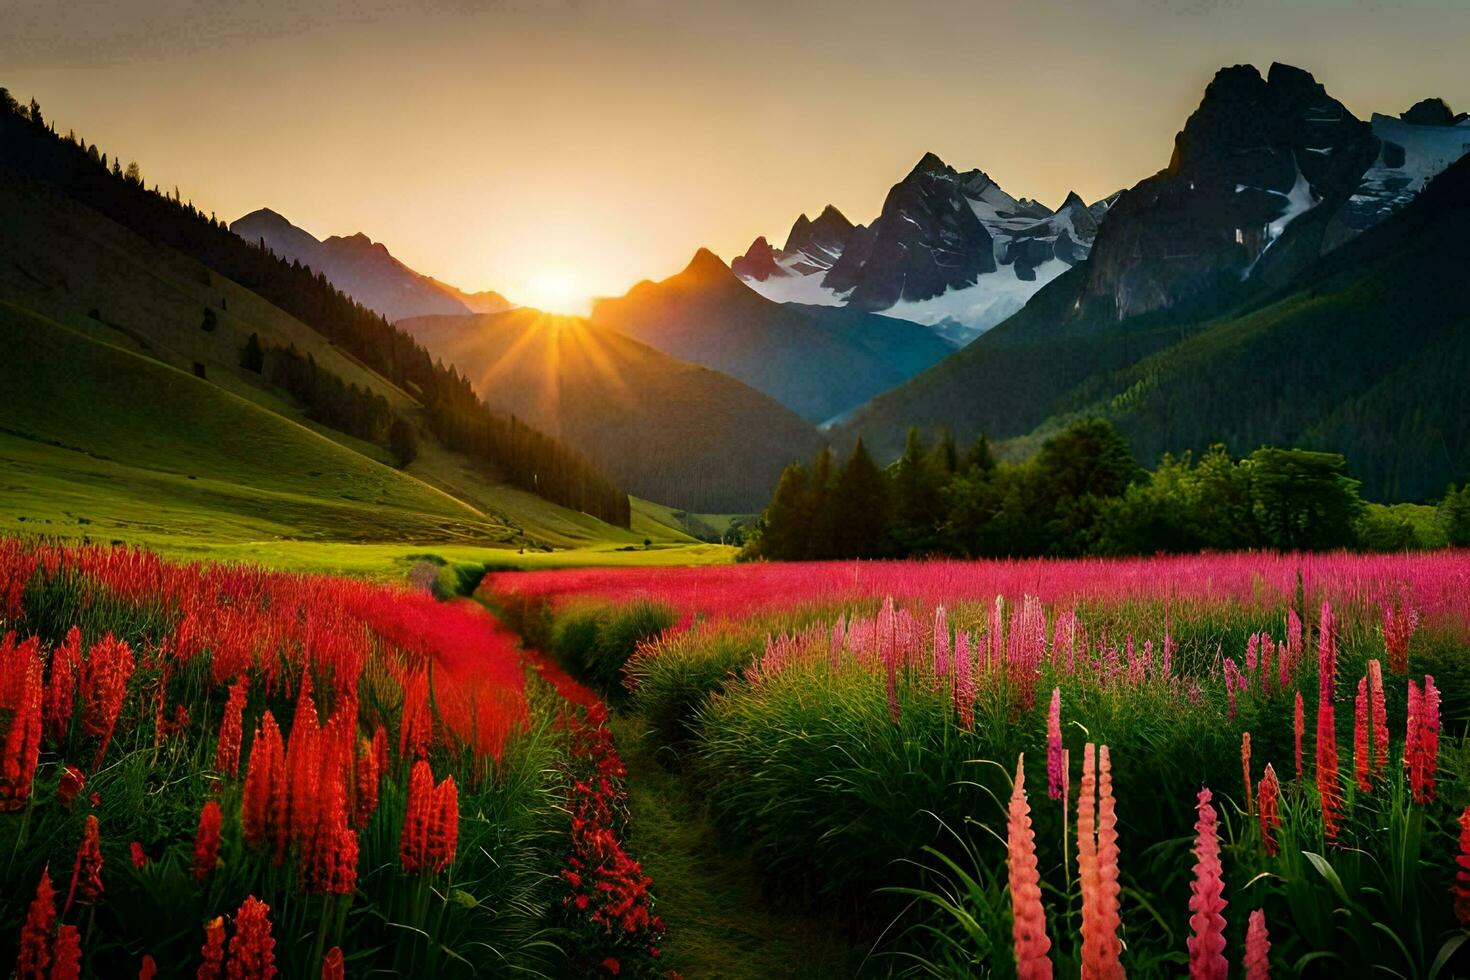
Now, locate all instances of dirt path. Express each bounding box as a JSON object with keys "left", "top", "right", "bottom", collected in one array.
[{"left": 611, "top": 714, "right": 868, "bottom": 979}]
